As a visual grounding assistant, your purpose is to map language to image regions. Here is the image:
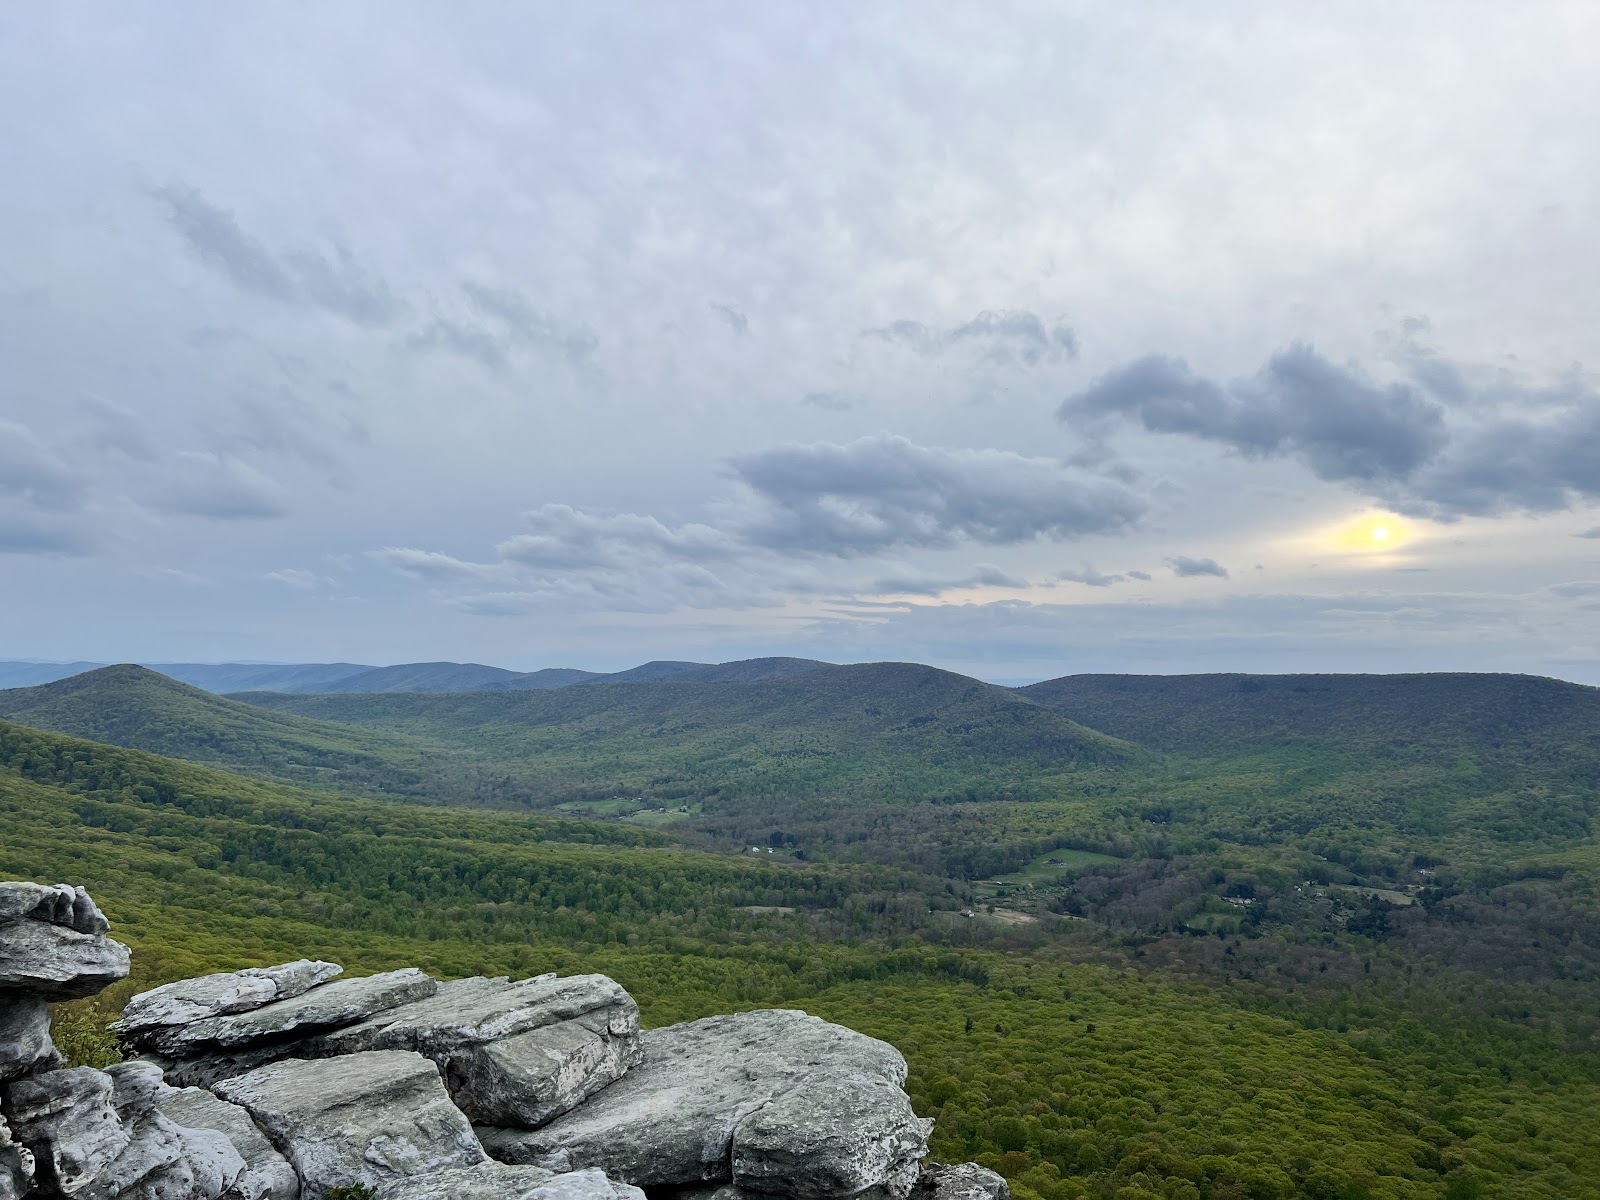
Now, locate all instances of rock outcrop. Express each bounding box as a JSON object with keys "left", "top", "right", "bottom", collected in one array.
[
  {"left": 0, "top": 1113, "right": 33, "bottom": 1200},
  {"left": 0, "top": 883, "right": 129, "bottom": 1000},
  {"left": 113, "top": 962, "right": 344, "bottom": 1040},
  {"left": 478, "top": 1010, "right": 931, "bottom": 1197},
  {"left": 1, "top": 881, "right": 996, "bottom": 1200},
  {"left": 0, "top": 992, "right": 58, "bottom": 1082},
  {"left": 909, "top": 1163, "right": 1011, "bottom": 1200},
  {"left": 212, "top": 1051, "right": 487, "bottom": 1198},
  {"left": 156, "top": 1085, "right": 298, "bottom": 1200}
]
